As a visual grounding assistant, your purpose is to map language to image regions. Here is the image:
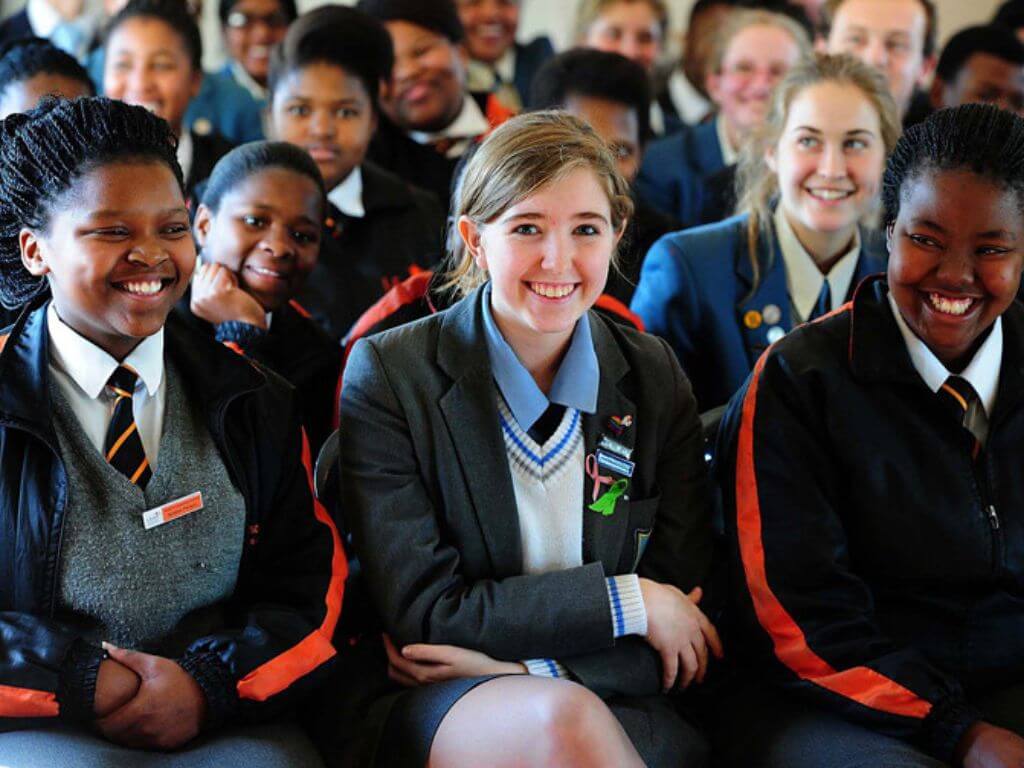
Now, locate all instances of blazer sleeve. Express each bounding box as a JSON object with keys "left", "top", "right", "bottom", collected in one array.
[
  {"left": 179, "top": 388, "right": 346, "bottom": 729},
  {"left": 559, "top": 336, "right": 711, "bottom": 697},
  {"left": 340, "top": 338, "right": 619, "bottom": 661},
  {"left": 631, "top": 233, "right": 702, "bottom": 372},
  {"left": 719, "top": 346, "right": 980, "bottom": 763}
]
